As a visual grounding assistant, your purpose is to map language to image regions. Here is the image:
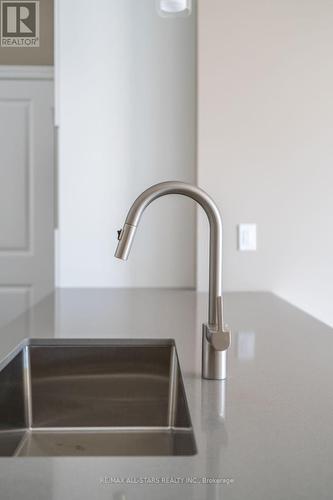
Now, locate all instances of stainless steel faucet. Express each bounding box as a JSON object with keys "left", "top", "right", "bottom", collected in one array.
[{"left": 115, "top": 181, "right": 230, "bottom": 380}]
